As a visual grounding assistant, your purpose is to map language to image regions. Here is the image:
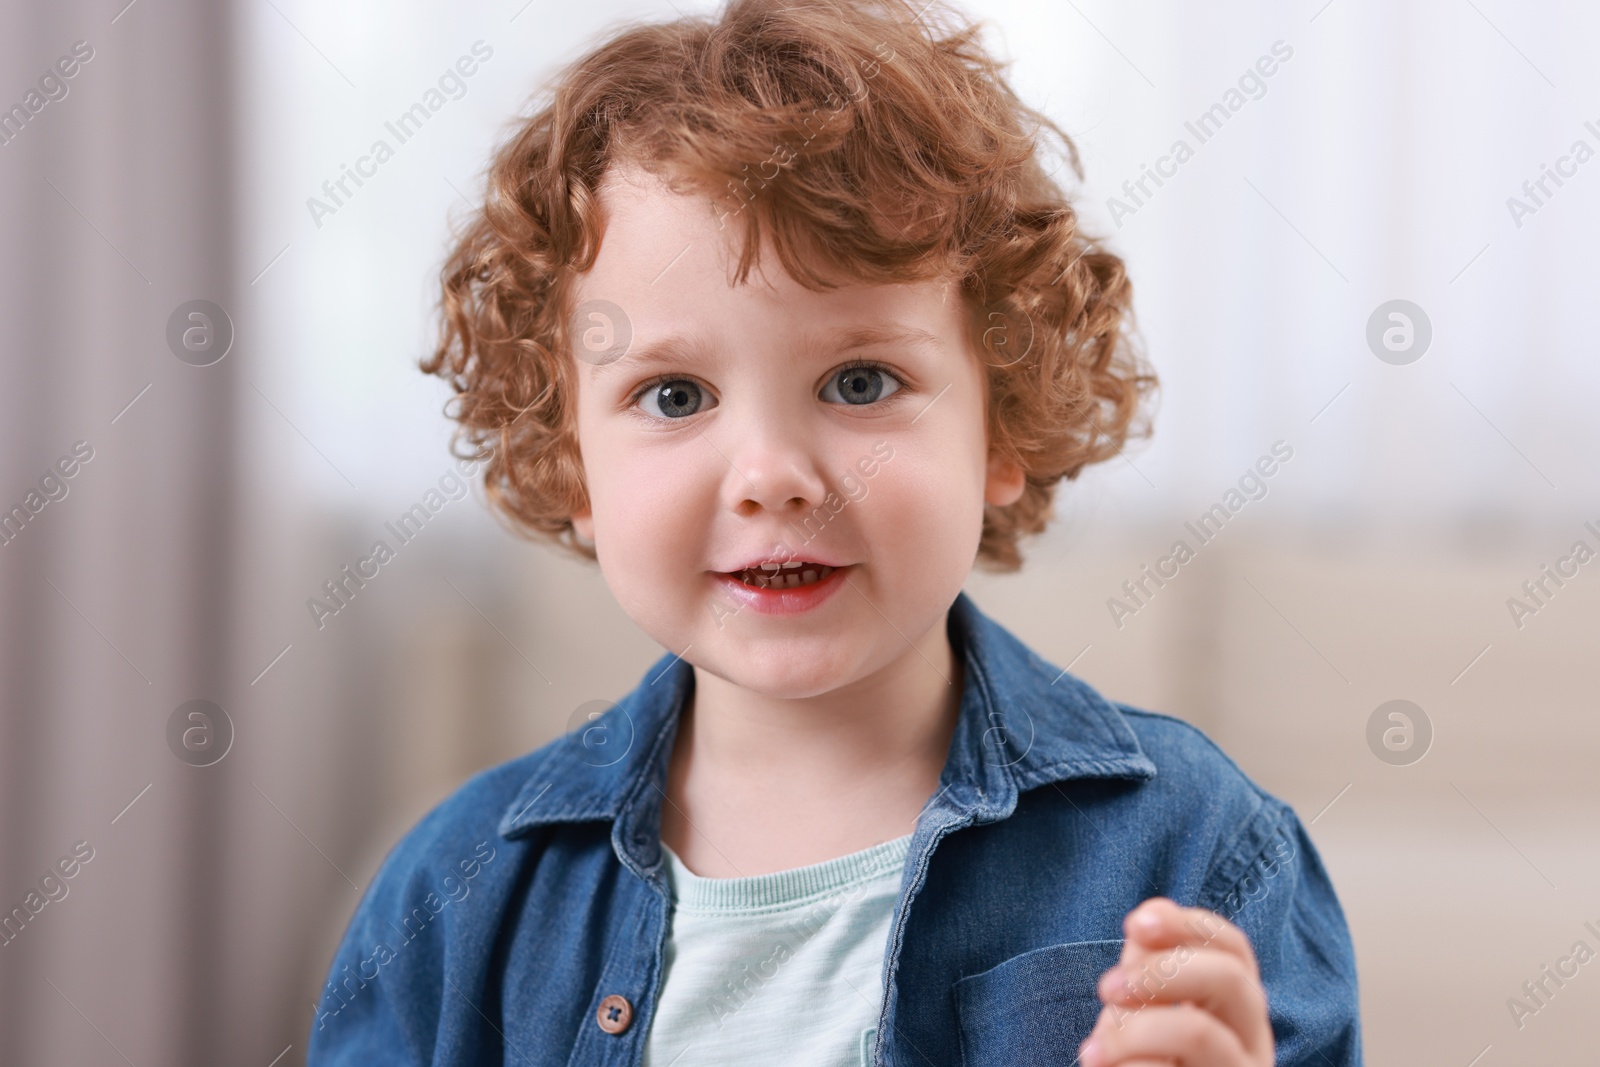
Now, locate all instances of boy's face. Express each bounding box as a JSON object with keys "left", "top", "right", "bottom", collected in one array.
[{"left": 569, "top": 163, "right": 1024, "bottom": 699}]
